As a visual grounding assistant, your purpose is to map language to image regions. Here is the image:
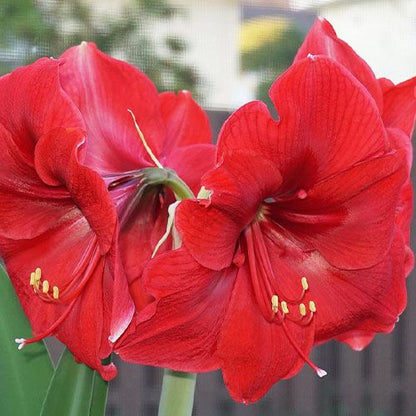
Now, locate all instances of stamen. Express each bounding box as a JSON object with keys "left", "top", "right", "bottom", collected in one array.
[
  {"left": 53, "top": 286, "right": 59, "bottom": 300},
  {"left": 34, "top": 268, "right": 41, "bottom": 283},
  {"left": 128, "top": 109, "right": 163, "bottom": 169},
  {"left": 30, "top": 272, "right": 36, "bottom": 286},
  {"left": 271, "top": 295, "right": 279, "bottom": 313},
  {"left": 281, "top": 301, "right": 289, "bottom": 314},
  {"left": 301, "top": 277, "right": 309, "bottom": 291},
  {"left": 42, "top": 280, "right": 49, "bottom": 293},
  {"left": 309, "top": 301, "right": 317, "bottom": 313},
  {"left": 299, "top": 303, "right": 307, "bottom": 317}
]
